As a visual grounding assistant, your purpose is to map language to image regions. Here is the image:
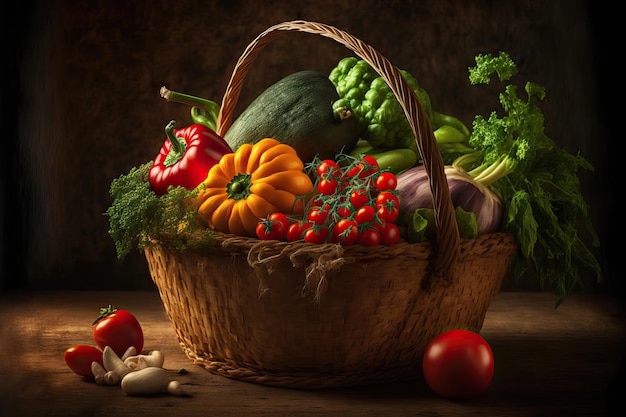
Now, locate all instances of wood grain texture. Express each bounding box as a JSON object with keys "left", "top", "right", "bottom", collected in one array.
[{"left": 1, "top": 291, "right": 623, "bottom": 416}]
